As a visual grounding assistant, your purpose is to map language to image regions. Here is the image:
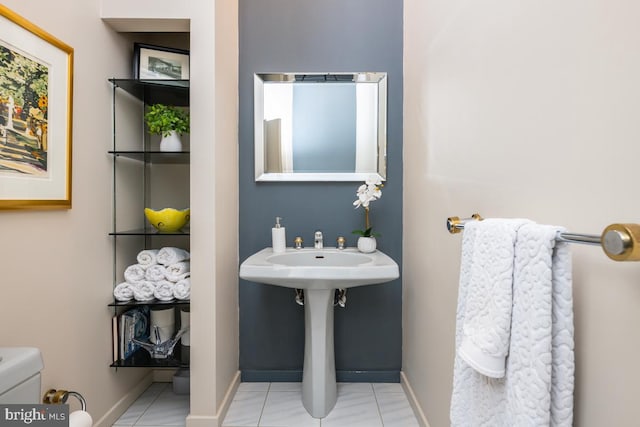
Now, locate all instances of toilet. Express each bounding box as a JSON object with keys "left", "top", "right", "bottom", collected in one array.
[{"left": 0, "top": 347, "right": 44, "bottom": 403}]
